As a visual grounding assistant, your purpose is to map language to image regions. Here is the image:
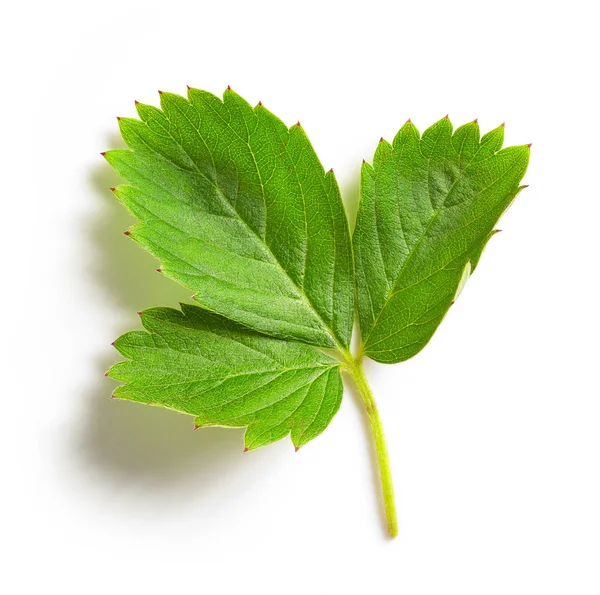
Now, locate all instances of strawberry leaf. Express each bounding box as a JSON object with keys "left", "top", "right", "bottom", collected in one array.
[
  {"left": 354, "top": 119, "right": 530, "bottom": 363},
  {"left": 104, "top": 92, "right": 531, "bottom": 537},
  {"left": 107, "top": 305, "right": 343, "bottom": 451},
  {"left": 105, "top": 87, "right": 354, "bottom": 349}
]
